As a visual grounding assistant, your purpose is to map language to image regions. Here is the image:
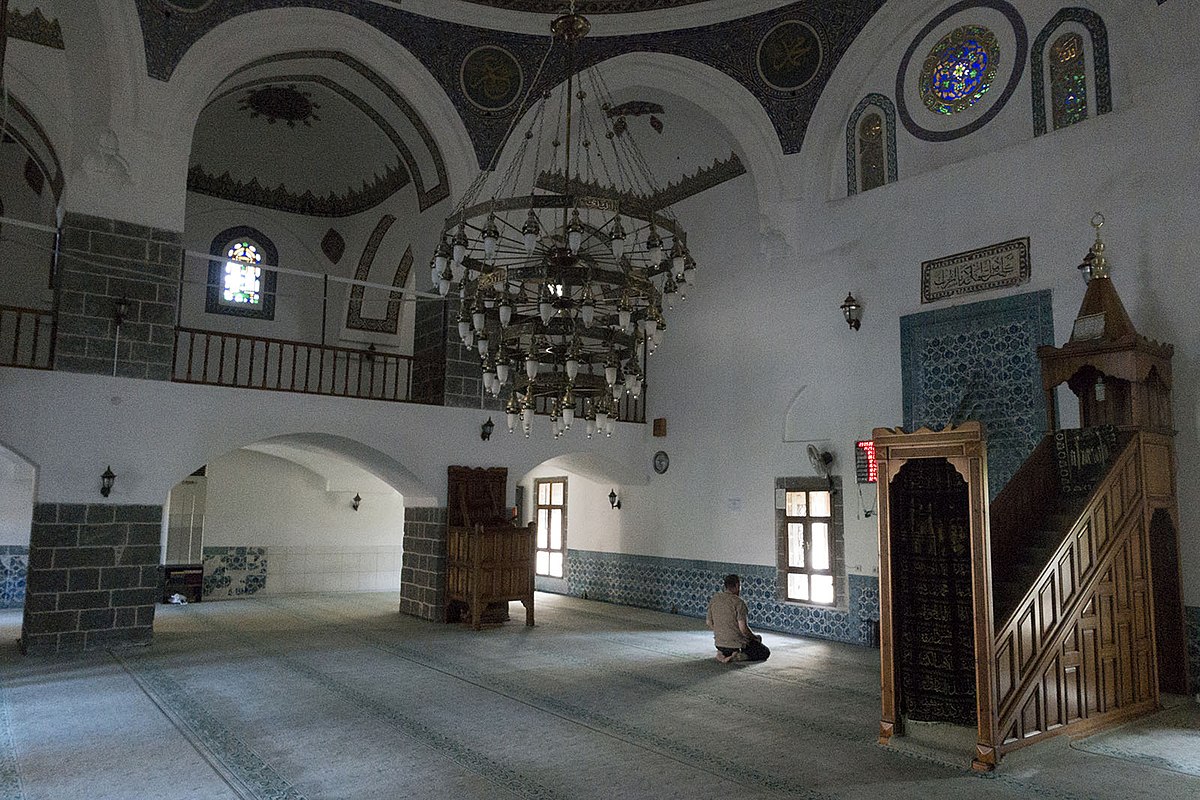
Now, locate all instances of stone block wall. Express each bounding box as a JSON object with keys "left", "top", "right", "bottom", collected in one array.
[
  {"left": 399, "top": 506, "right": 446, "bottom": 621},
  {"left": 411, "top": 295, "right": 447, "bottom": 404},
  {"left": 54, "top": 212, "right": 182, "bottom": 380},
  {"left": 21, "top": 503, "right": 161, "bottom": 654}
]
